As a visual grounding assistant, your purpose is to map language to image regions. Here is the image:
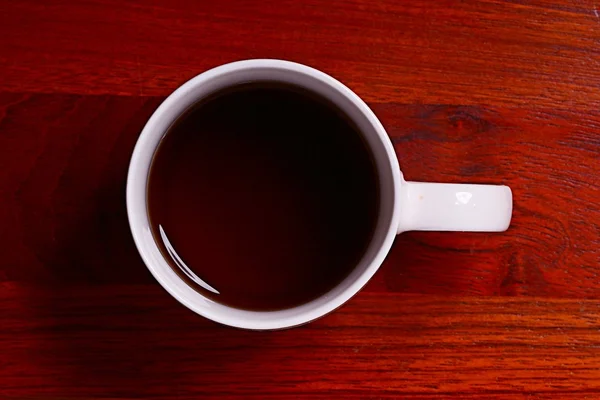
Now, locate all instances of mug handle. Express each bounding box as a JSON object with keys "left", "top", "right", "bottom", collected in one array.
[{"left": 397, "top": 181, "right": 512, "bottom": 233}]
